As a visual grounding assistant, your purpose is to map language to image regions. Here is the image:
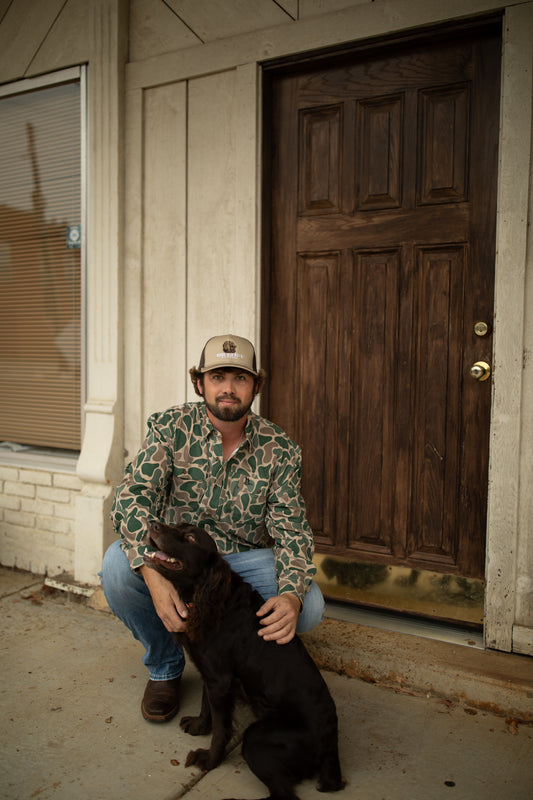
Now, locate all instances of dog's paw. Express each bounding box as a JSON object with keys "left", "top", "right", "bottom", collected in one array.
[
  {"left": 317, "top": 777, "right": 346, "bottom": 793},
  {"left": 185, "top": 748, "right": 214, "bottom": 771},
  {"left": 180, "top": 714, "right": 212, "bottom": 736}
]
